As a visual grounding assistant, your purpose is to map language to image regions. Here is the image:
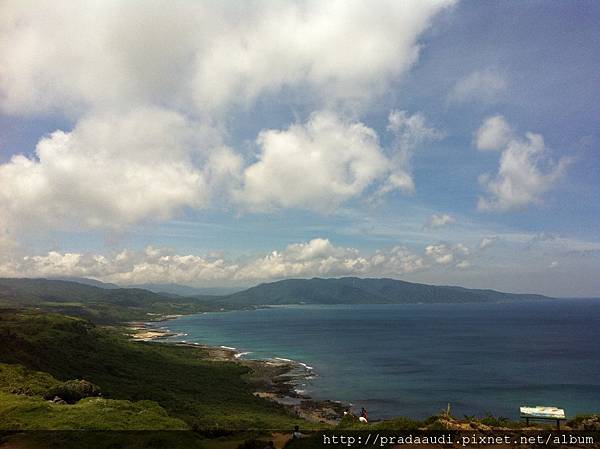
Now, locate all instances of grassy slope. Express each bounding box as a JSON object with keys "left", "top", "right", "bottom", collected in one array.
[
  {"left": 0, "top": 309, "right": 304, "bottom": 431},
  {"left": 0, "top": 392, "right": 188, "bottom": 430}
]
